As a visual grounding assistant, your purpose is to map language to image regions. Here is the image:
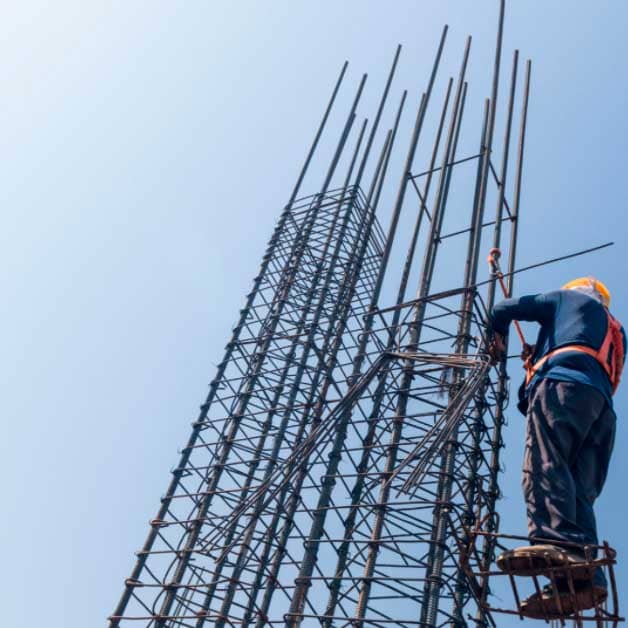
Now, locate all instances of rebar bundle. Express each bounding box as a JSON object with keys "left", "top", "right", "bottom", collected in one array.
[{"left": 110, "top": 3, "right": 537, "bottom": 626}]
